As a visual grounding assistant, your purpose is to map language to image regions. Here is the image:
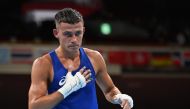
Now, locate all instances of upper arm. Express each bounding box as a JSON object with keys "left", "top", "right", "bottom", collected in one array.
[
  {"left": 86, "top": 49, "right": 120, "bottom": 94},
  {"left": 94, "top": 51, "right": 114, "bottom": 93},
  {"left": 93, "top": 51, "right": 121, "bottom": 101},
  {"left": 28, "top": 56, "right": 51, "bottom": 104}
]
